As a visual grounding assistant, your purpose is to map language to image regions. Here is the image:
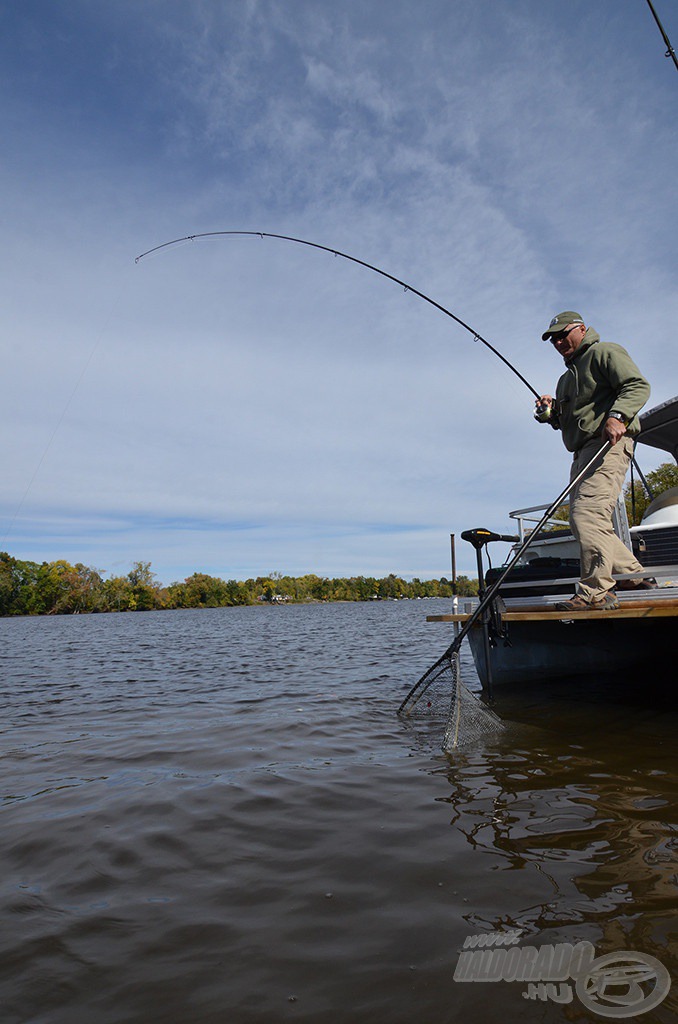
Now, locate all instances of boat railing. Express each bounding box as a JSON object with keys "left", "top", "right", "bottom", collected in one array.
[
  {"left": 508, "top": 494, "right": 632, "bottom": 549},
  {"left": 507, "top": 502, "right": 571, "bottom": 544}
]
